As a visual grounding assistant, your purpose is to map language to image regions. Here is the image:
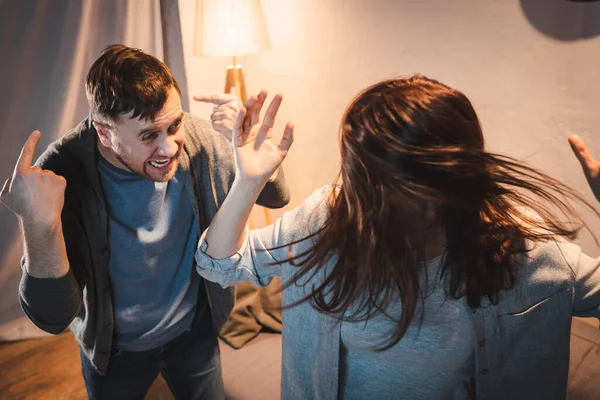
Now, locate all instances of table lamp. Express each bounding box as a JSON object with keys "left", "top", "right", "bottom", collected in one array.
[
  {"left": 194, "top": 0, "right": 270, "bottom": 102},
  {"left": 194, "top": 0, "right": 274, "bottom": 227}
]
